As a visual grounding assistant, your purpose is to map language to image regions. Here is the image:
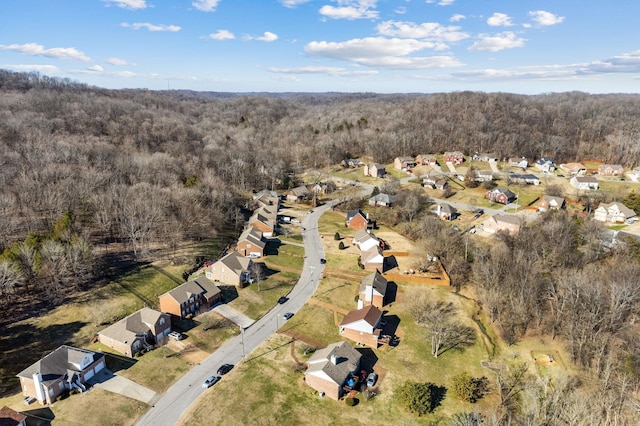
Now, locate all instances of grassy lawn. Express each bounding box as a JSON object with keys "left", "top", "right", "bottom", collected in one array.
[{"left": 313, "top": 277, "right": 360, "bottom": 311}]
